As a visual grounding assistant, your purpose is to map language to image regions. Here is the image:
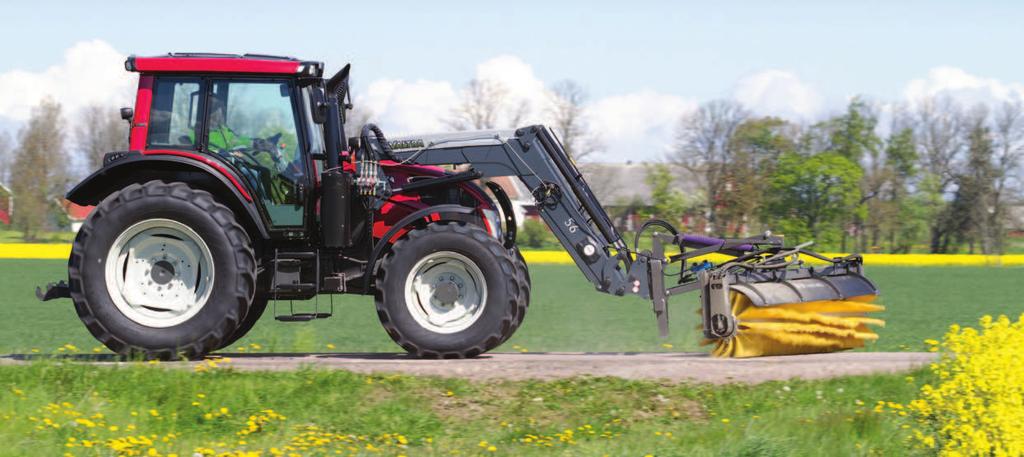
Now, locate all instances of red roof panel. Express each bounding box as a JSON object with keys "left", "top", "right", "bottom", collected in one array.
[{"left": 129, "top": 54, "right": 309, "bottom": 75}]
